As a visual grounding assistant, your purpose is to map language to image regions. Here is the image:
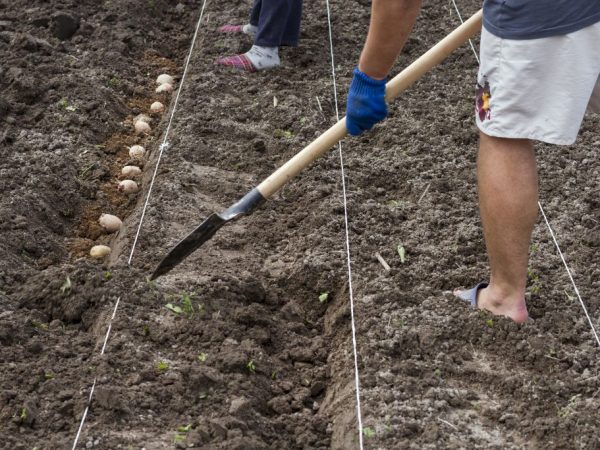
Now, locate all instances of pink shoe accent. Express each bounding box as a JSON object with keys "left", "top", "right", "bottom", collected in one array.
[
  {"left": 218, "top": 24, "right": 244, "bottom": 34},
  {"left": 215, "top": 54, "right": 257, "bottom": 73}
]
